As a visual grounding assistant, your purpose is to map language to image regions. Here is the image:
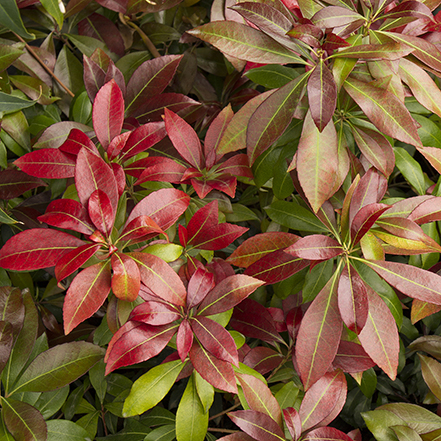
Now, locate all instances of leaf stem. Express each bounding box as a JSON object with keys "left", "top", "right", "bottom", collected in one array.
[
  {"left": 207, "top": 428, "right": 238, "bottom": 433},
  {"left": 14, "top": 33, "right": 75, "bottom": 98},
  {"left": 208, "top": 402, "right": 240, "bottom": 421},
  {"left": 119, "top": 14, "right": 161, "bottom": 58}
]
